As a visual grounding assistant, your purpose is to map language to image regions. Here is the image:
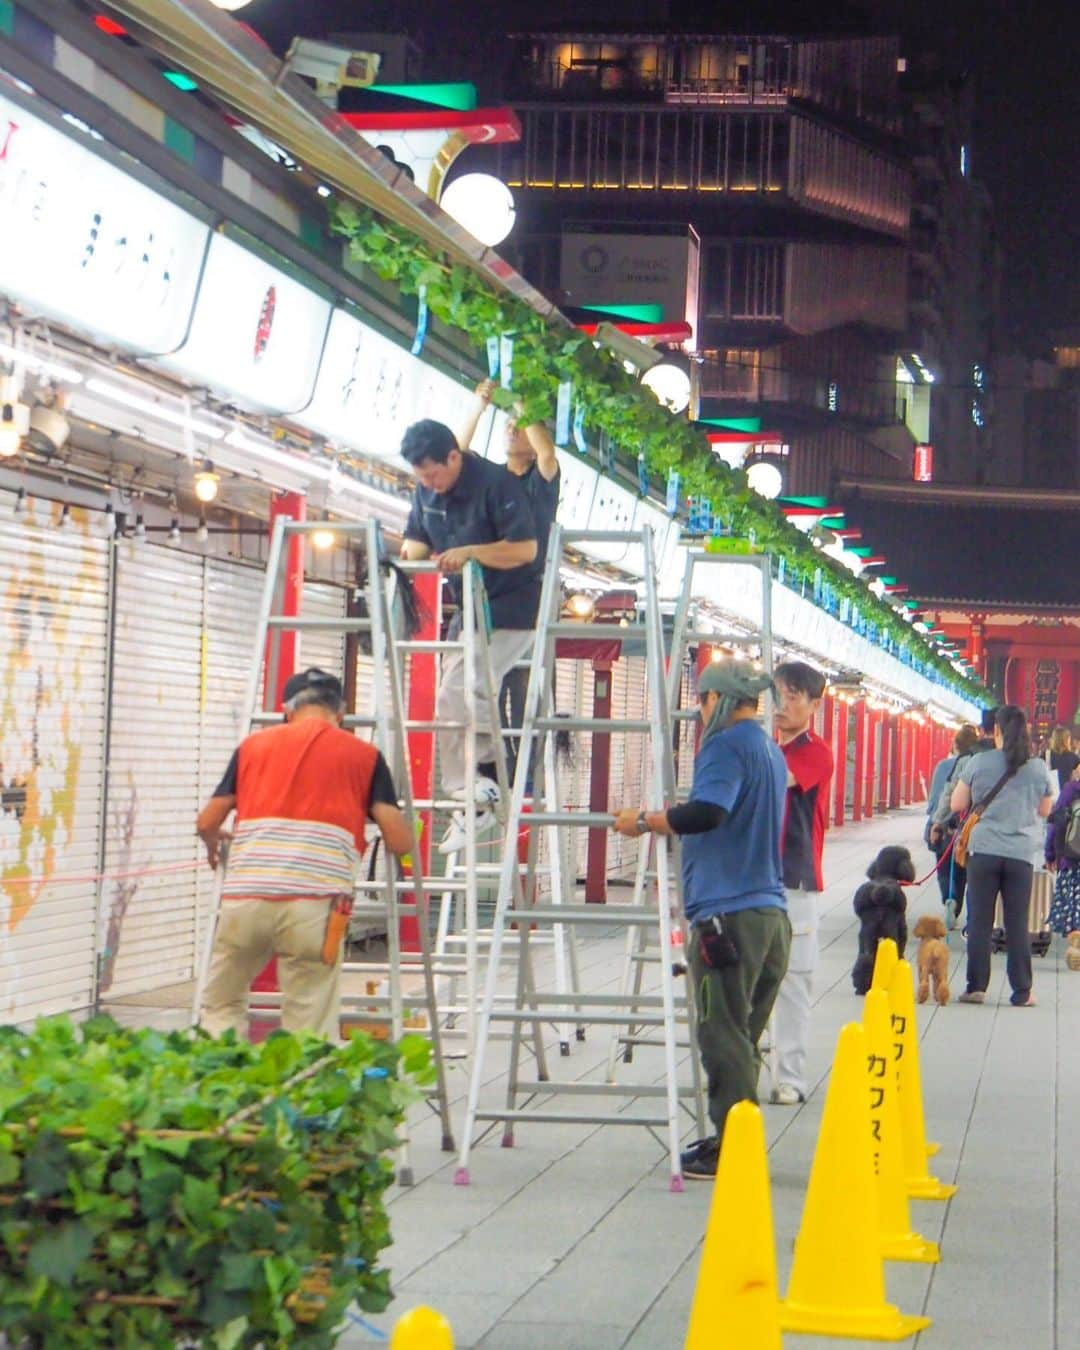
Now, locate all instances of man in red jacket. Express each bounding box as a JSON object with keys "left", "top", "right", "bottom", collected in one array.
[
  {"left": 197, "top": 668, "right": 411, "bottom": 1039},
  {"left": 771, "top": 661, "right": 834, "bottom": 1105}
]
